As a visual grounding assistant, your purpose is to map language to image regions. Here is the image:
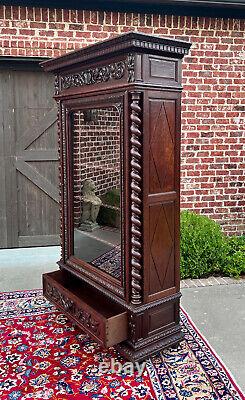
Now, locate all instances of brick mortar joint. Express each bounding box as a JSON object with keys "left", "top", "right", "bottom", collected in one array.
[
  {"left": 0, "top": 7, "right": 244, "bottom": 31},
  {"left": 0, "top": 6, "right": 244, "bottom": 237}
]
